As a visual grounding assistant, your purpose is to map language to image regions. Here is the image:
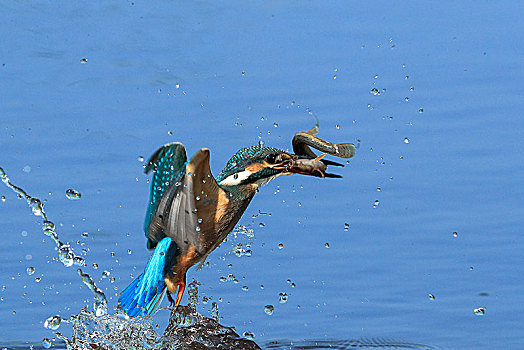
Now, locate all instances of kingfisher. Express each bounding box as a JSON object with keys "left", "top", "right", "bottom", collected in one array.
[{"left": 119, "top": 126, "right": 355, "bottom": 317}]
